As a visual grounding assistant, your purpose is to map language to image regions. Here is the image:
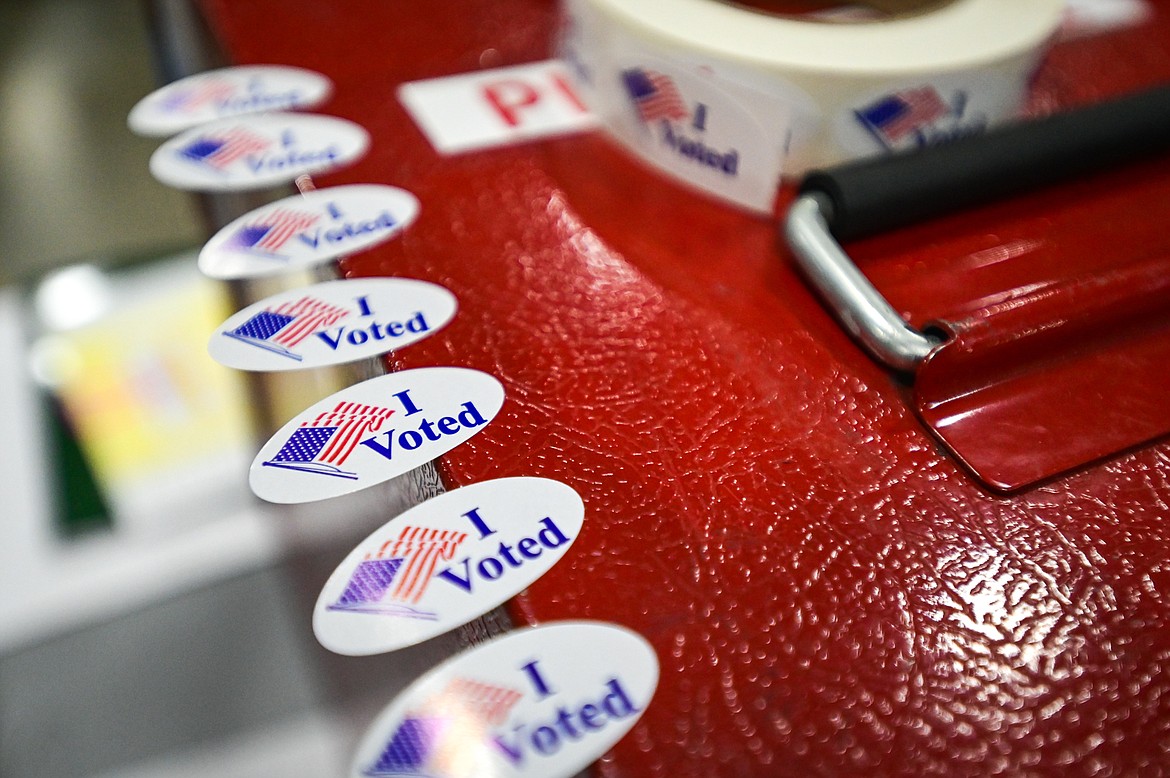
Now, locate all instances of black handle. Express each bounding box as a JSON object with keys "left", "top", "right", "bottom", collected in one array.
[{"left": 799, "top": 84, "right": 1170, "bottom": 242}]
